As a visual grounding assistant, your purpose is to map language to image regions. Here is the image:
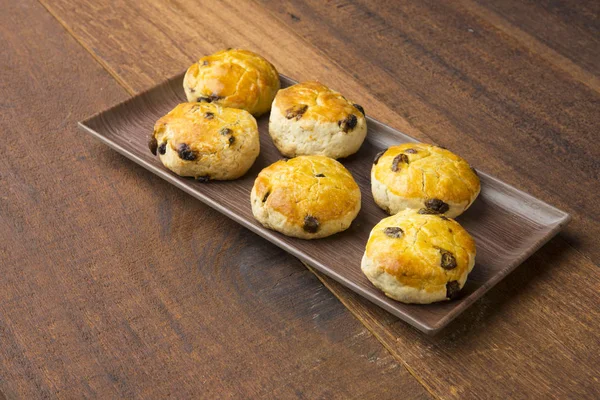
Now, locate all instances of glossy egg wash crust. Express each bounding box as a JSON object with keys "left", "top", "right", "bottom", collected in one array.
[
  {"left": 361, "top": 209, "right": 476, "bottom": 304},
  {"left": 371, "top": 143, "right": 480, "bottom": 218},
  {"left": 251, "top": 155, "right": 361, "bottom": 239},
  {"left": 149, "top": 102, "right": 259, "bottom": 181},
  {"left": 268, "top": 81, "right": 367, "bottom": 159},
  {"left": 183, "top": 49, "right": 280, "bottom": 117}
]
